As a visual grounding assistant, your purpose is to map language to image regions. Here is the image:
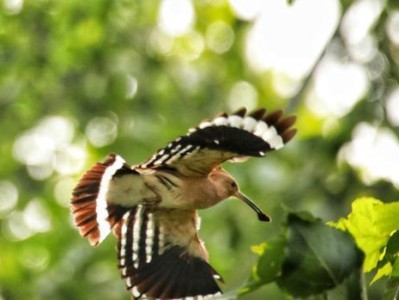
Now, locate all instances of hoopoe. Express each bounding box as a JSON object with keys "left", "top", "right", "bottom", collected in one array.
[{"left": 71, "top": 107, "right": 296, "bottom": 300}]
